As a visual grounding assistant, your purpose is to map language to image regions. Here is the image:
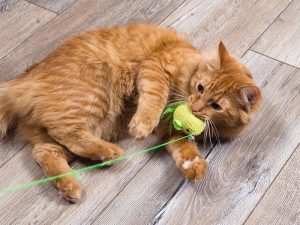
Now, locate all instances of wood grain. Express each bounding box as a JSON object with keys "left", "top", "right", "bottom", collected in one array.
[
  {"left": 245, "top": 144, "right": 300, "bottom": 225},
  {"left": 0, "top": 0, "right": 185, "bottom": 178},
  {"left": 251, "top": 0, "right": 300, "bottom": 68},
  {"left": 161, "top": 0, "right": 292, "bottom": 57},
  {"left": 0, "top": 0, "right": 54, "bottom": 170},
  {"left": 154, "top": 51, "right": 300, "bottom": 225},
  {"left": 0, "top": 136, "right": 159, "bottom": 224},
  {"left": 27, "top": 0, "right": 79, "bottom": 13},
  {"left": 0, "top": 0, "right": 56, "bottom": 61},
  {"left": 0, "top": 133, "right": 26, "bottom": 168},
  {"left": 91, "top": 144, "right": 213, "bottom": 225},
  {"left": 0, "top": 0, "right": 186, "bottom": 224},
  {"left": 0, "top": 0, "right": 185, "bottom": 82},
  {"left": 0, "top": 0, "right": 299, "bottom": 224},
  {"left": 86, "top": 1, "right": 297, "bottom": 223}
]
